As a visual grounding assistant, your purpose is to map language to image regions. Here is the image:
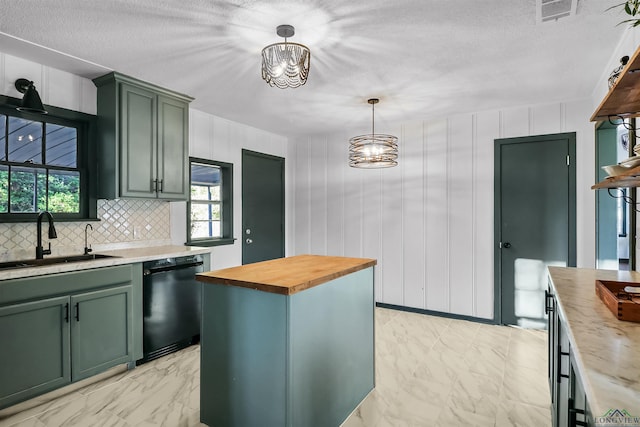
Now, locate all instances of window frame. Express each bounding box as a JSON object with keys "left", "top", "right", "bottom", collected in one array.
[
  {"left": 186, "top": 157, "right": 235, "bottom": 247},
  {"left": 0, "top": 95, "right": 97, "bottom": 222}
]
